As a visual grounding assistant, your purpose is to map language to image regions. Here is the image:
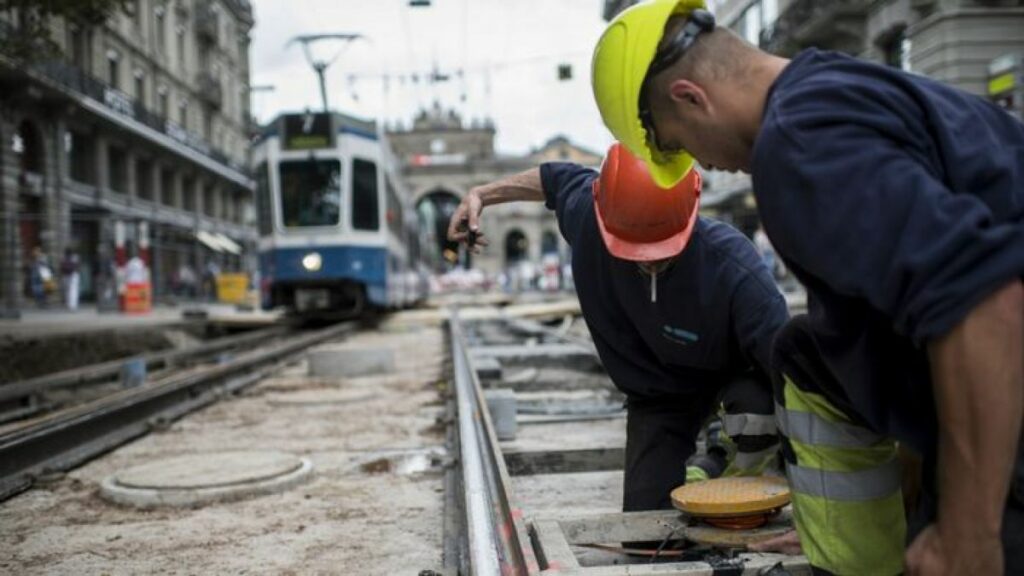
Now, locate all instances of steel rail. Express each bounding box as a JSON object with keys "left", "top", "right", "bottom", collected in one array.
[
  {"left": 0, "top": 322, "right": 354, "bottom": 502},
  {"left": 0, "top": 325, "right": 294, "bottom": 403},
  {"left": 449, "top": 310, "right": 538, "bottom": 576}
]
